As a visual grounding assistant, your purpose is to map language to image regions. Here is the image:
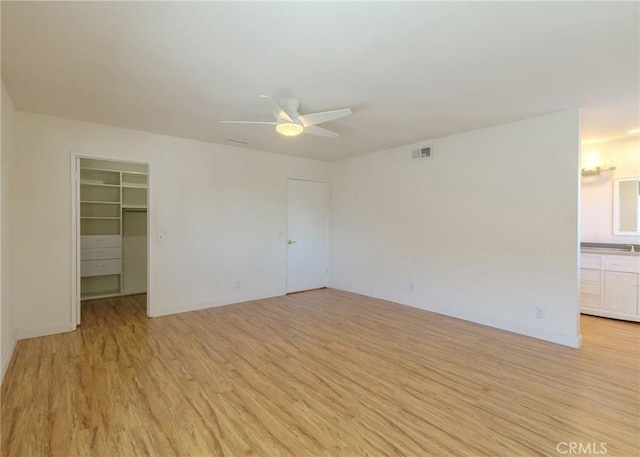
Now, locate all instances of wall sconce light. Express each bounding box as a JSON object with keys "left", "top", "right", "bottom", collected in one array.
[
  {"left": 581, "top": 152, "right": 616, "bottom": 176},
  {"left": 581, "top": 165, "right": 617, "bottom": 176}
]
